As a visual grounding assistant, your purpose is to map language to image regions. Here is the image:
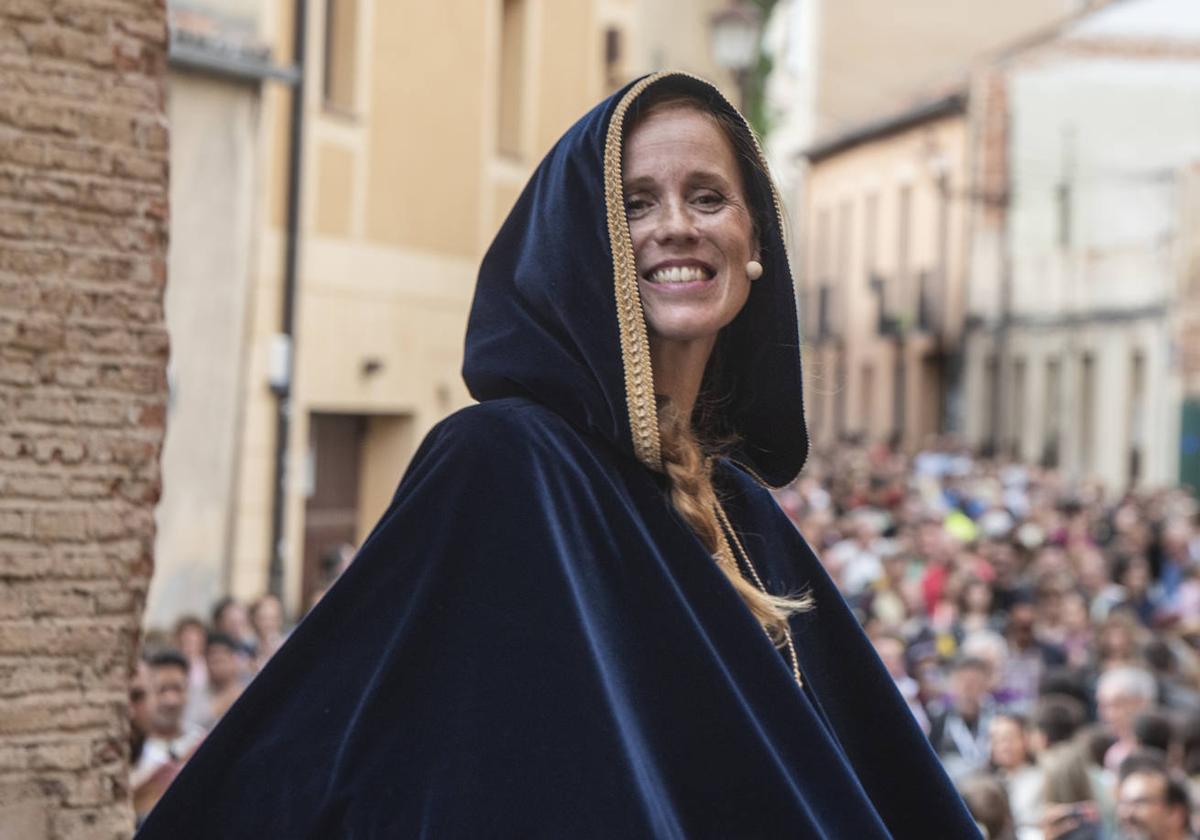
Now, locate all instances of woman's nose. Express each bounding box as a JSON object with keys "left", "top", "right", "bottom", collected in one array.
[{"left": 654, "top": 197, "right": 698, "bottom": 243}]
